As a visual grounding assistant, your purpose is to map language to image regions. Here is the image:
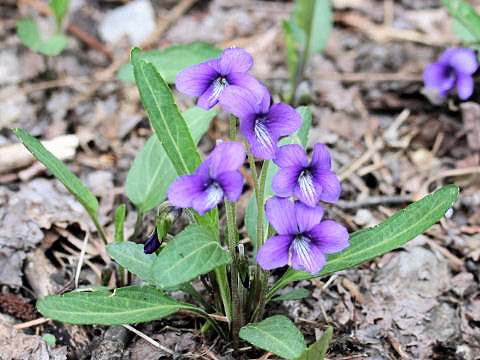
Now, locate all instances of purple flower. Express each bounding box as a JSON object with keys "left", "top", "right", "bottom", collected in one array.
[
  {"left": 256, "top": 197, "right": 349, "bottom": 275},
  {"left": 423, "top": 48, "right": 478, "bottom": 100},
  {"left": 167, "top": 142, "right": 246, "bottom": 215},
  {"left": 220, "top": 86, "right": 302, "bottom": 160},
  {"left": 144, "top": 228, "right": 161, "bottom": 254},
  {"left": 175, "top": 47, "right": 266, "bottom": 110},
  {"left": 272, "top": 143, "right": 341, "bottom": 207}
]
